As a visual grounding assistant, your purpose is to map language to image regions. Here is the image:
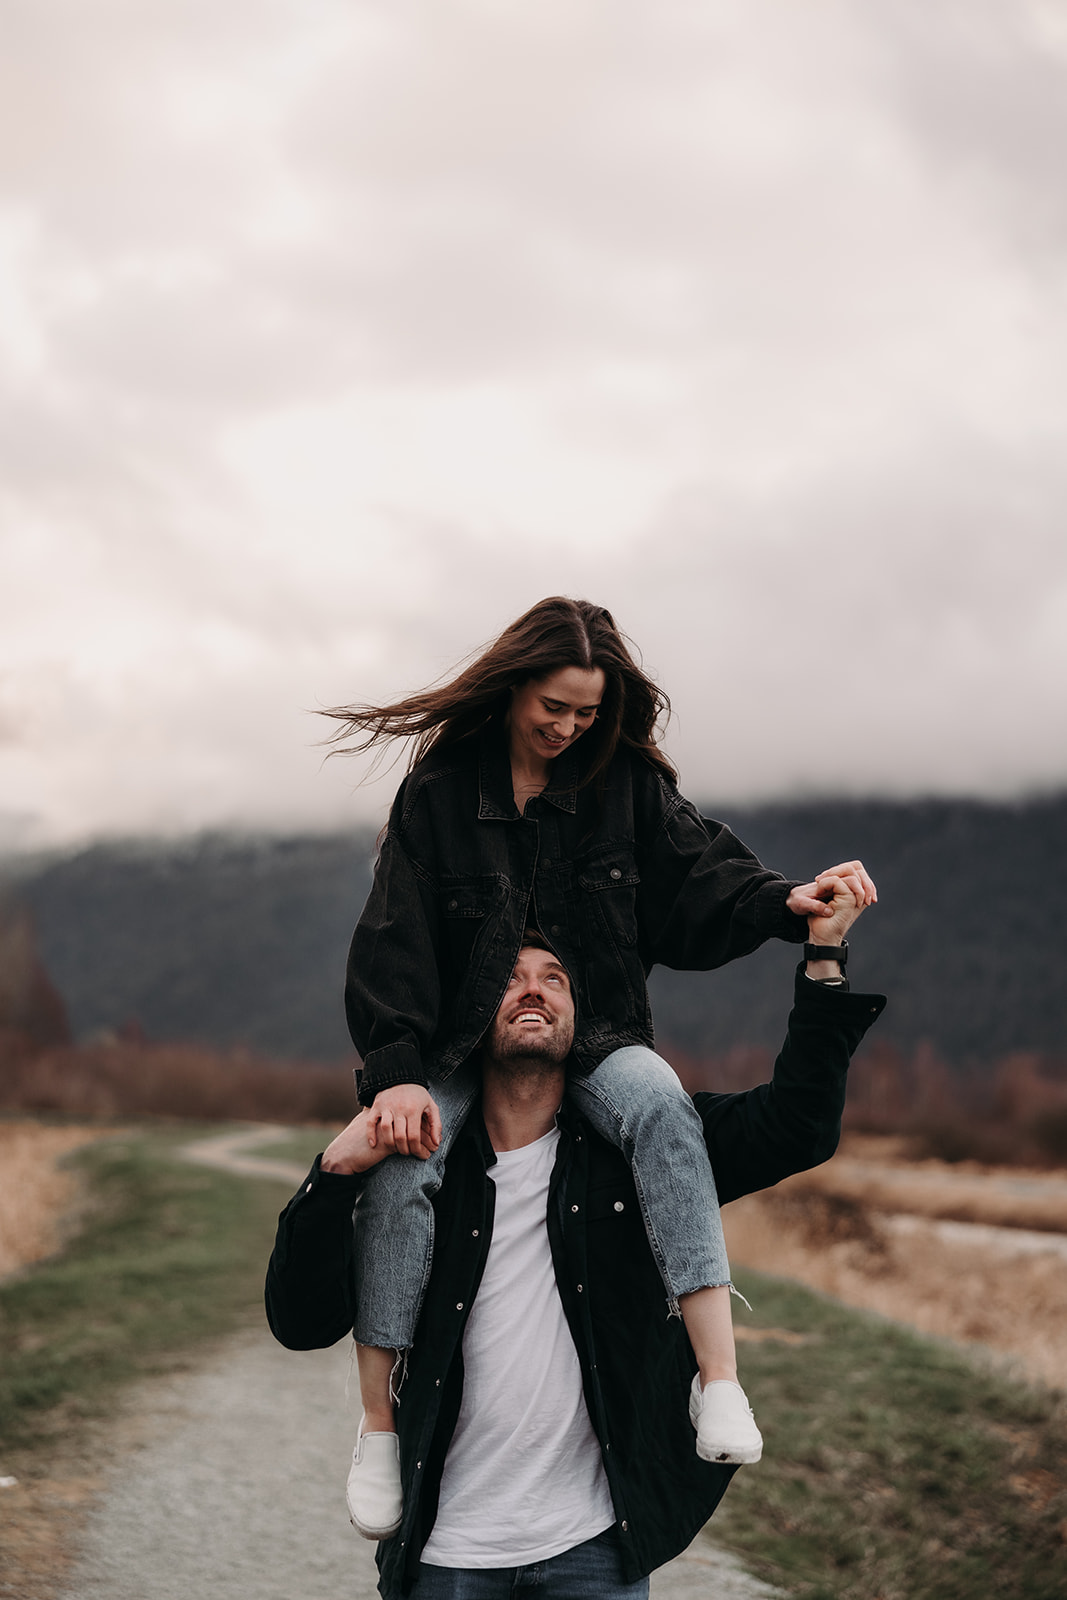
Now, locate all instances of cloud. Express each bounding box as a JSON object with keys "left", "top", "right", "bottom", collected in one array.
[{"left": 1, "top": 1, "right": 1066, "bottom": 845}]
